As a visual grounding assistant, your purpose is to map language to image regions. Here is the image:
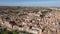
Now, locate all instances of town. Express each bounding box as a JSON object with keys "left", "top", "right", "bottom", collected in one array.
[{"left": 0, "top": 7, "right": 60, "bottom": 34}]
